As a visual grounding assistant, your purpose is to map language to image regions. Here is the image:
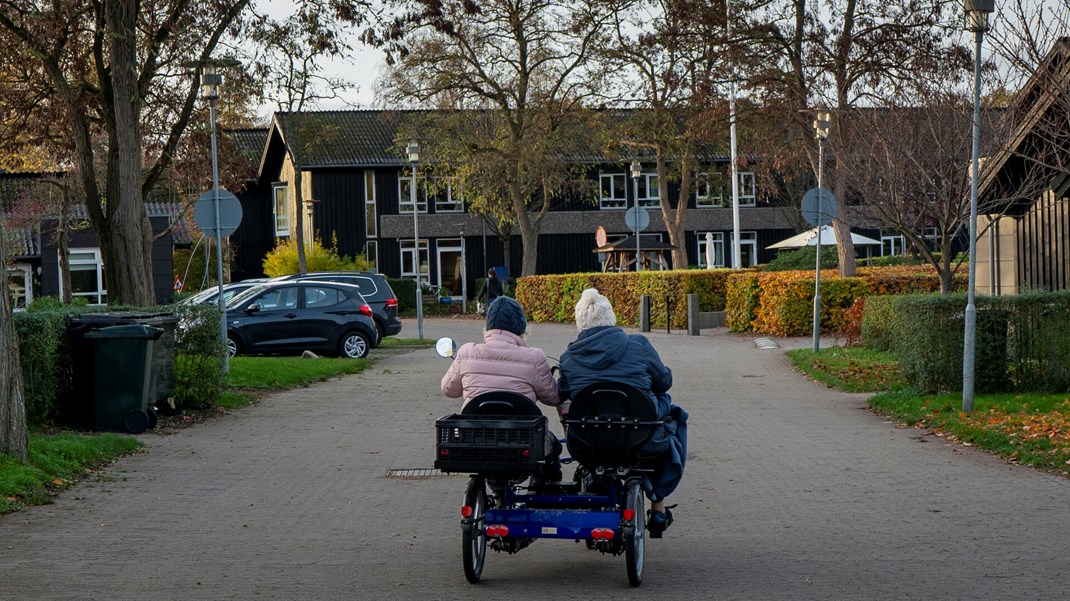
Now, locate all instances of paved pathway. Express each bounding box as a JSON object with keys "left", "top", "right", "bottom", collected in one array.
[{"left": 1, "top": 318, "right": 1068, "bottom": 600}]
